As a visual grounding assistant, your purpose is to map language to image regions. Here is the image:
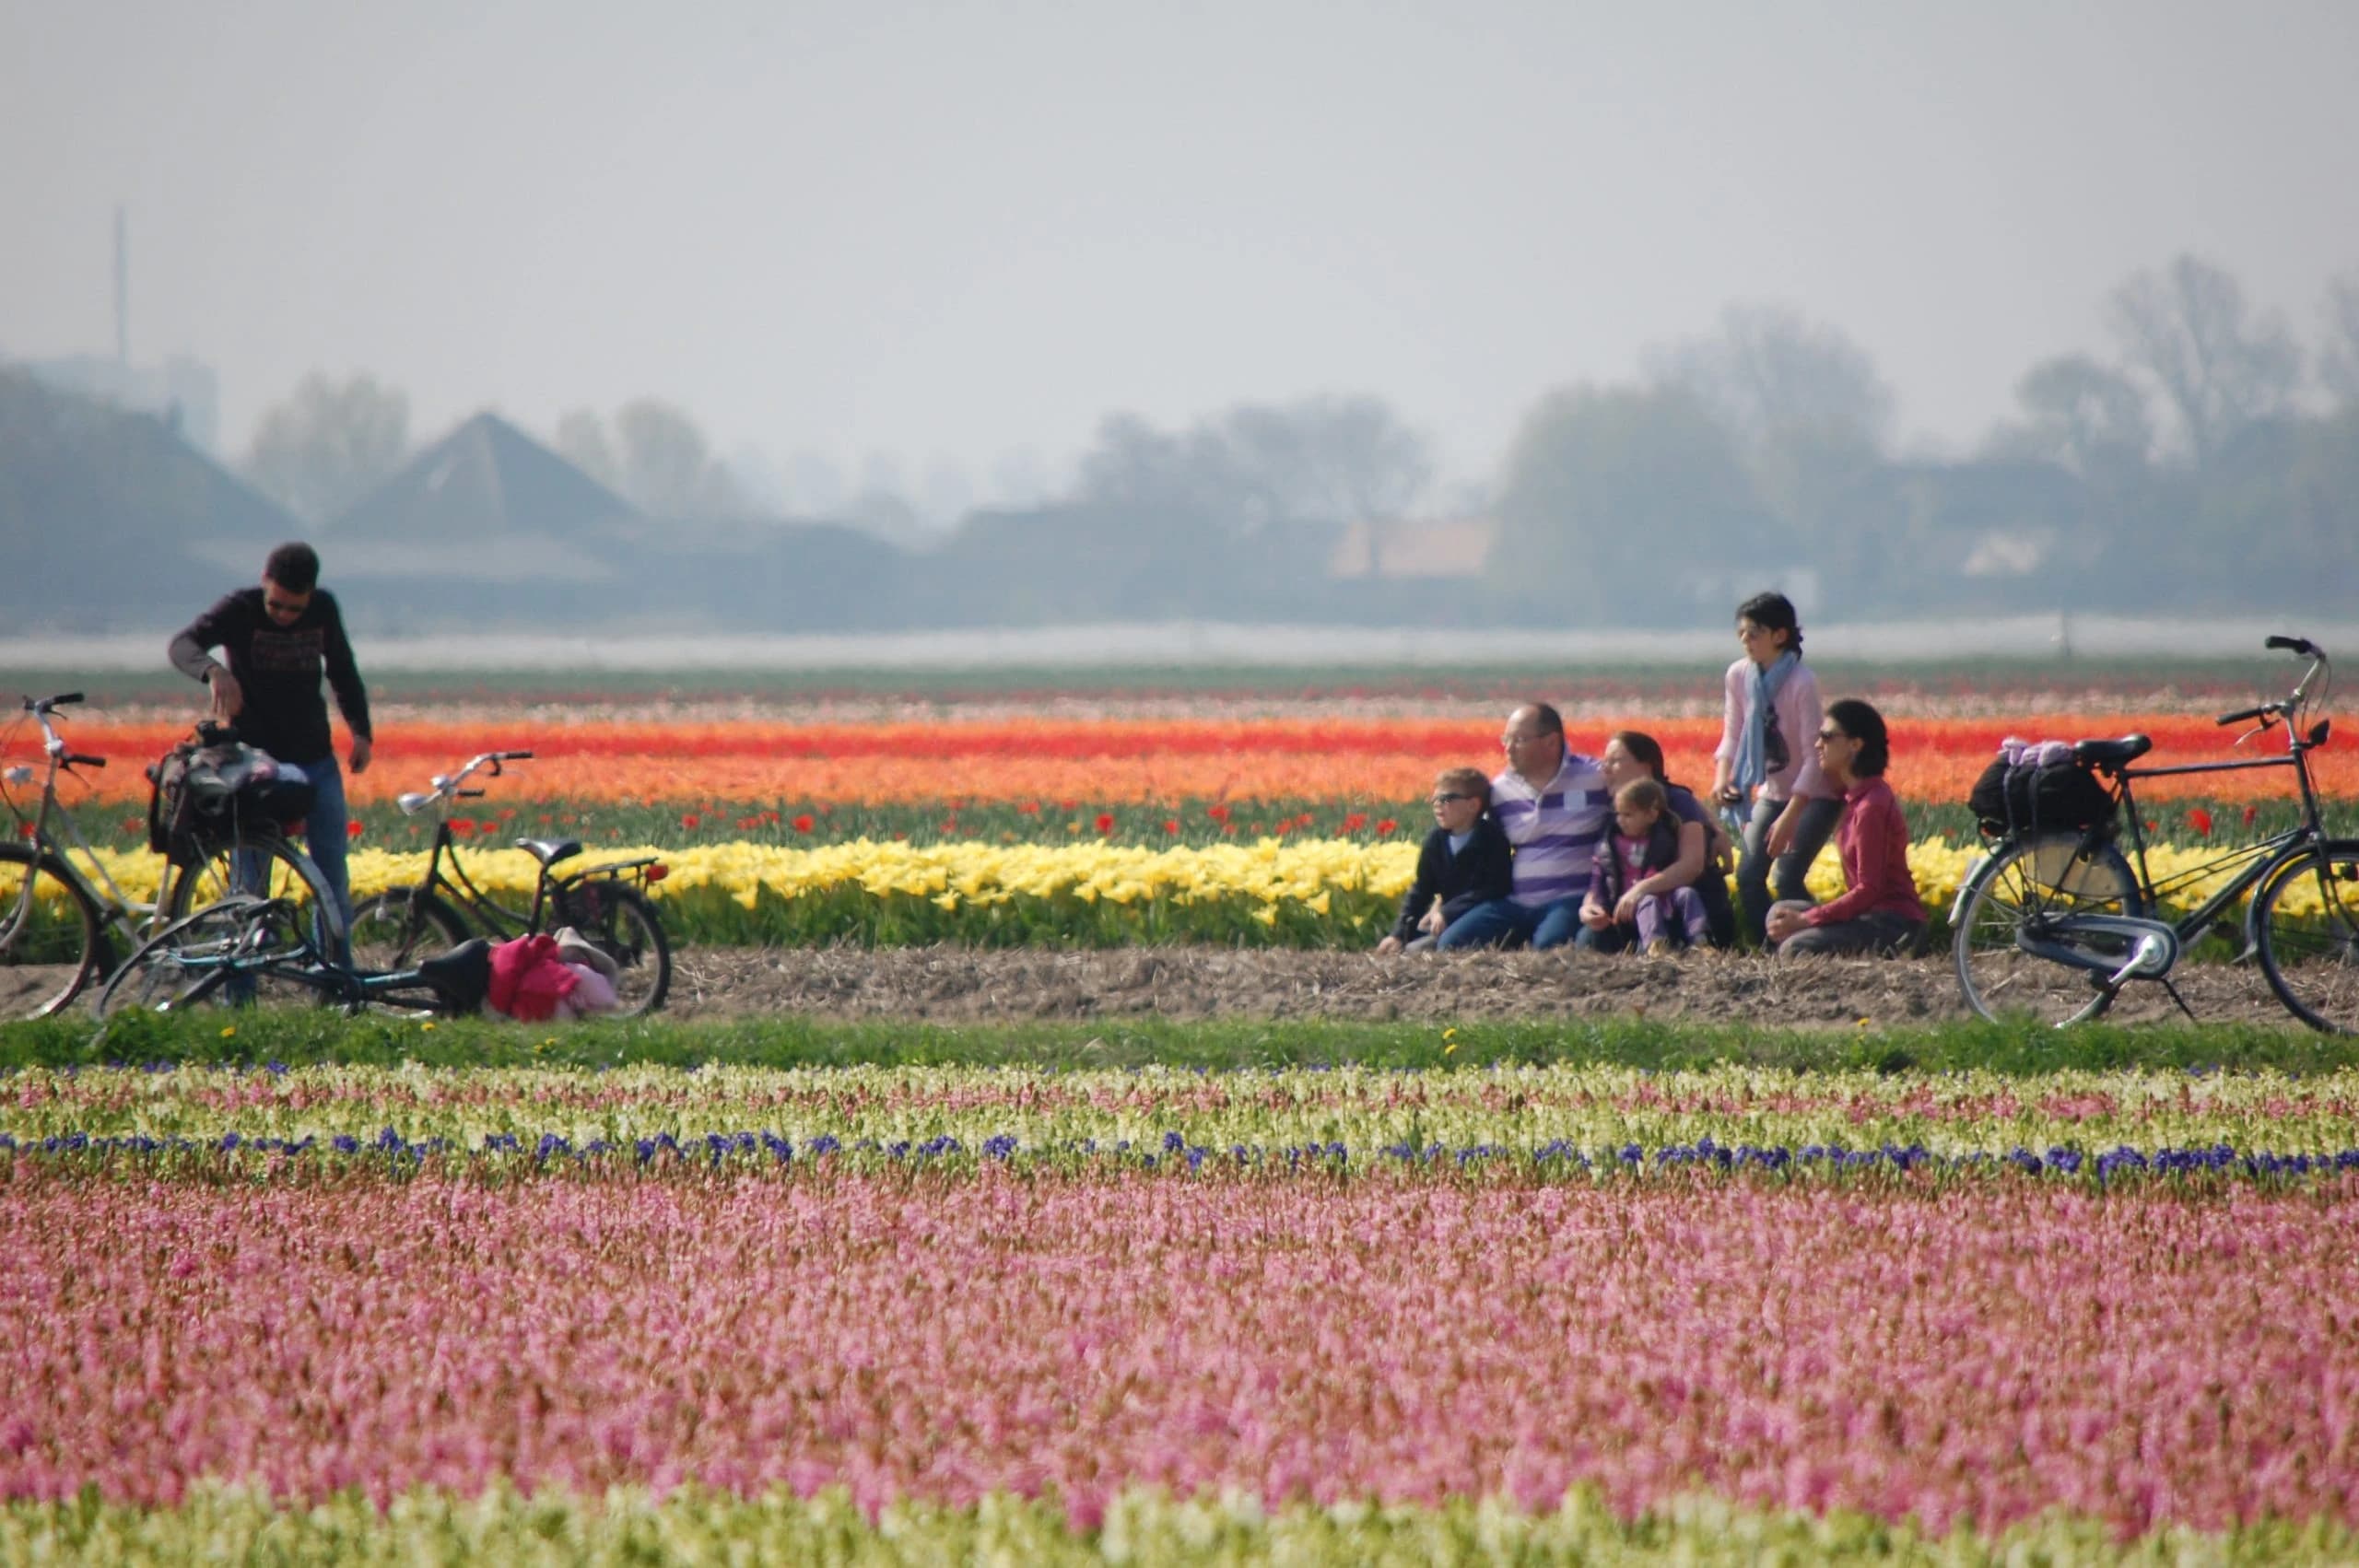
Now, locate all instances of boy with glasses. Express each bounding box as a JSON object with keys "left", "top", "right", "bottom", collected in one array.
[
  {"left": 1376, "top": 767, "right": 1512, "bottom": 954},
  {"left": 169, "top": 541, "right": 373, "bottom": 930}
]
